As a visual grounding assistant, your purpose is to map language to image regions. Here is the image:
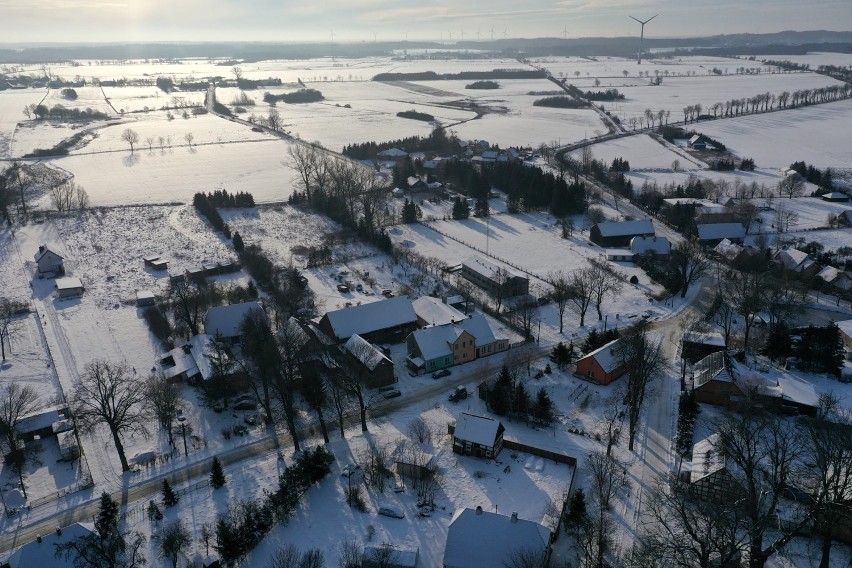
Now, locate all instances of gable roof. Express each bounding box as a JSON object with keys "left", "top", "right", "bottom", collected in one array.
[
  {"left": 343, "top": 334, "right": 392, "bottom": 371},
  {"left": 409, "top": 325, "right": 467, "bottom": 361},
  {"left": 579, "top": 339, "right": 623, "bottom": 374},
  {"left": 412, "top": 296, "right": 465, "bottom": 326},
  {"left": 16, "top": 405, "right": 68, "bottom": 435},
  {"left": 691, "top": 433, "right": 726, "bottom": 483},
  {"left": 778, "top": 248, "right": 814, "bottom": 272},
  {"left": 697, "top": 223, "right": 746, "bottom": 241},
  {"left": 463, "top": 255, "right": 526, "bottom": 282},
  {"left": 34, "top": 244, "right": 63, "bottom": 263},
  {"left": 714, "top": 238, "right": 744, "bottom": 260},
  {"left": 453, "top": 413, "right": 503, "bottom": 447},
  {"left": 444, "top": 508, "right": 550, "bottom": 568},
  {"left": 378, "top": 148, "right": 408, "bottom": 158},
  {"left": 595, "top": 219, "right": 654, "bottom": 238},
  {"left": 204, "top": 301, "right": 264, "bottom": 338},
  {"left": 8, "top": 523, "right": 95, "bottom": 568},
  {"left": 323, "top": 297, "right": 417, "bottom": 340},
  {"left": 630, "top": 235, "right": 671, "bottom": 255}
]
